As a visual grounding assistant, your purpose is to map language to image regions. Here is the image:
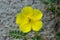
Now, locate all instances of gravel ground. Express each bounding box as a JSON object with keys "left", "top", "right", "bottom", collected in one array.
[{"left": 0, "top": 0, "right": 59, "bottom": 40}]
